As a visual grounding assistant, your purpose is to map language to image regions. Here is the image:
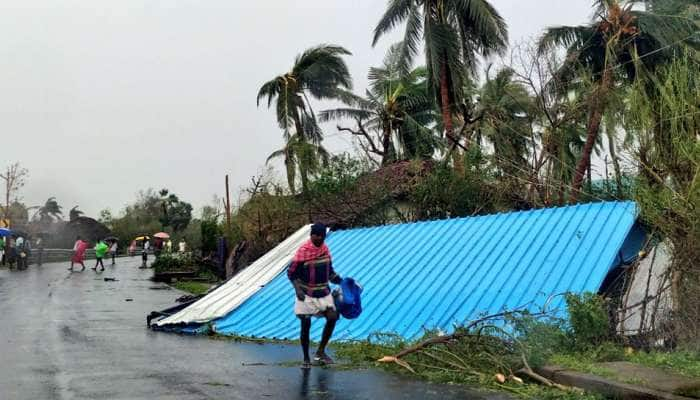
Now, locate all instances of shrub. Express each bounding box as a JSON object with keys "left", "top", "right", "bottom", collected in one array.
[
  {"left": 152, "top": 253, "right": 196, "bottom": 273},
  {"left": 565, "top": 292, "right": 610, "bottom": 348}
]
